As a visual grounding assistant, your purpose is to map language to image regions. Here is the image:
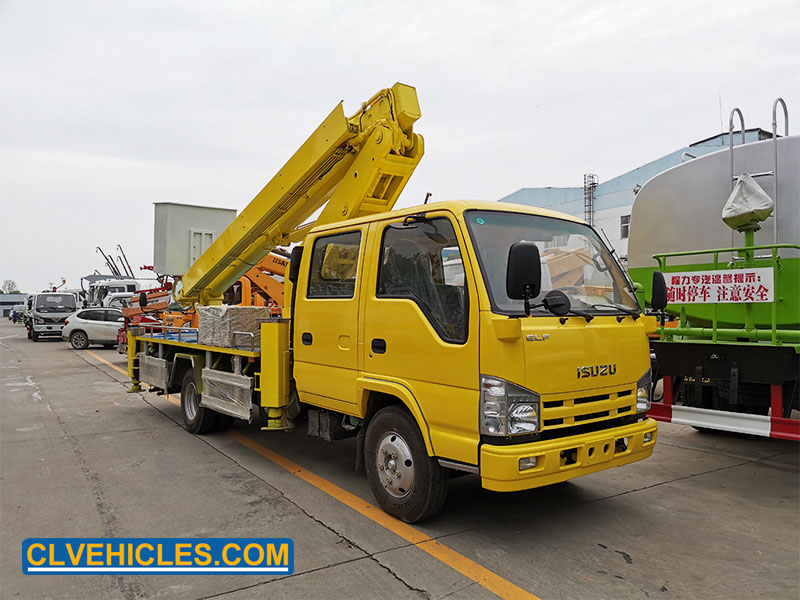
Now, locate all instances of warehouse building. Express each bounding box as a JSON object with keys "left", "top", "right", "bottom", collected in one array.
[
  {"left": 0, "top": 293, "right": 27, "bottom": 317},
  {"left": 499, "top": 128, "right": 773, "bottom": 264}
]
